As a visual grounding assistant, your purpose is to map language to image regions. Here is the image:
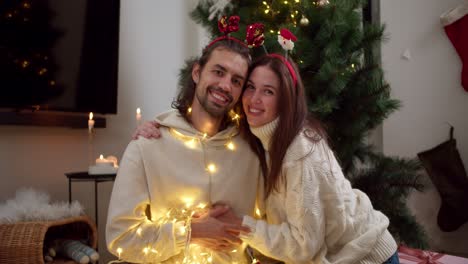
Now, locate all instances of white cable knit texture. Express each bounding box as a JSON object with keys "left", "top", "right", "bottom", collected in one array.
[{"left": 242, "top": 121, "right": 397, "bottom": 264}]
